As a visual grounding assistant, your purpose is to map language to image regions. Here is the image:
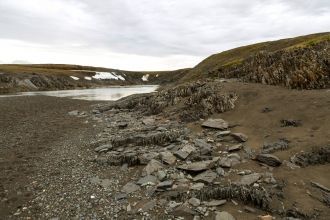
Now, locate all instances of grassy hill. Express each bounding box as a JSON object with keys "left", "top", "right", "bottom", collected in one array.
[{"left": 180, "top": 32, "right": 330, "bottom": 89}]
